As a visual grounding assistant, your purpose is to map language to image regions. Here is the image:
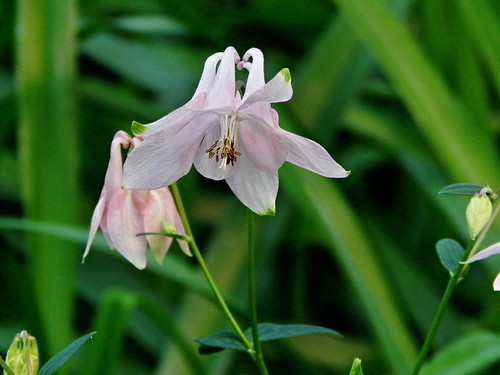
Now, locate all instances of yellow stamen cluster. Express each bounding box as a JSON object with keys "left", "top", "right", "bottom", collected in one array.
[{"left": 205, "top": 138, "right": 241, "bottom": 167}]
